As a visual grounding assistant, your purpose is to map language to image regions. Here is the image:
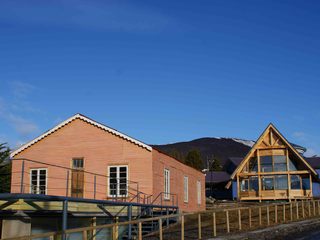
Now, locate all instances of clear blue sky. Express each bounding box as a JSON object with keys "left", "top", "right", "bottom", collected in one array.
[{"left": 0, "top": 0, "right": 319, "bottom": 156}]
